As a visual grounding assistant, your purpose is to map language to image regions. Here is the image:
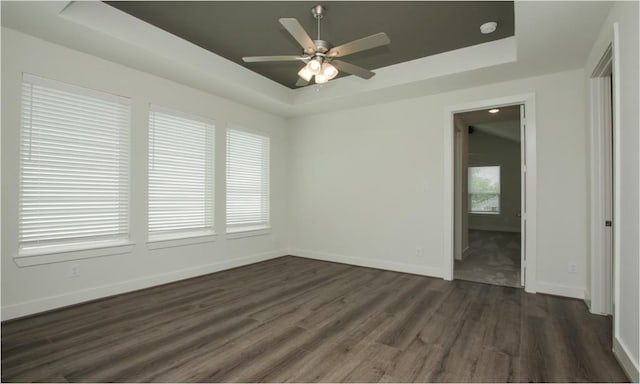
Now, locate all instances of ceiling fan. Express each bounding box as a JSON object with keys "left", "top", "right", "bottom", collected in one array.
[{"left": 242, "top": 4, "right": 390, "bottom": 87}]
